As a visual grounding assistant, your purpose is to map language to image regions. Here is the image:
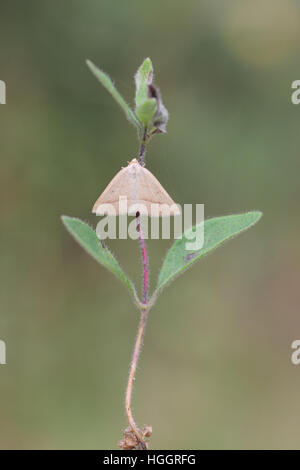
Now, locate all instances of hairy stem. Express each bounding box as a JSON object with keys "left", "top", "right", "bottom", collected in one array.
[
  {"left": 125, "top": 306, "right": 149, "bottom": 448},
  {"left": 124, "top": 214, "right": 149, "bottom": 446},
  {"left": 138, "top": 127, "right": 148, "bottom": 165},
  {"left": 137, "top": 215, "right": 149, "bottom": 304},
  {"left": 123, "top": 136, "right": 151, "bottom": 449}
]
